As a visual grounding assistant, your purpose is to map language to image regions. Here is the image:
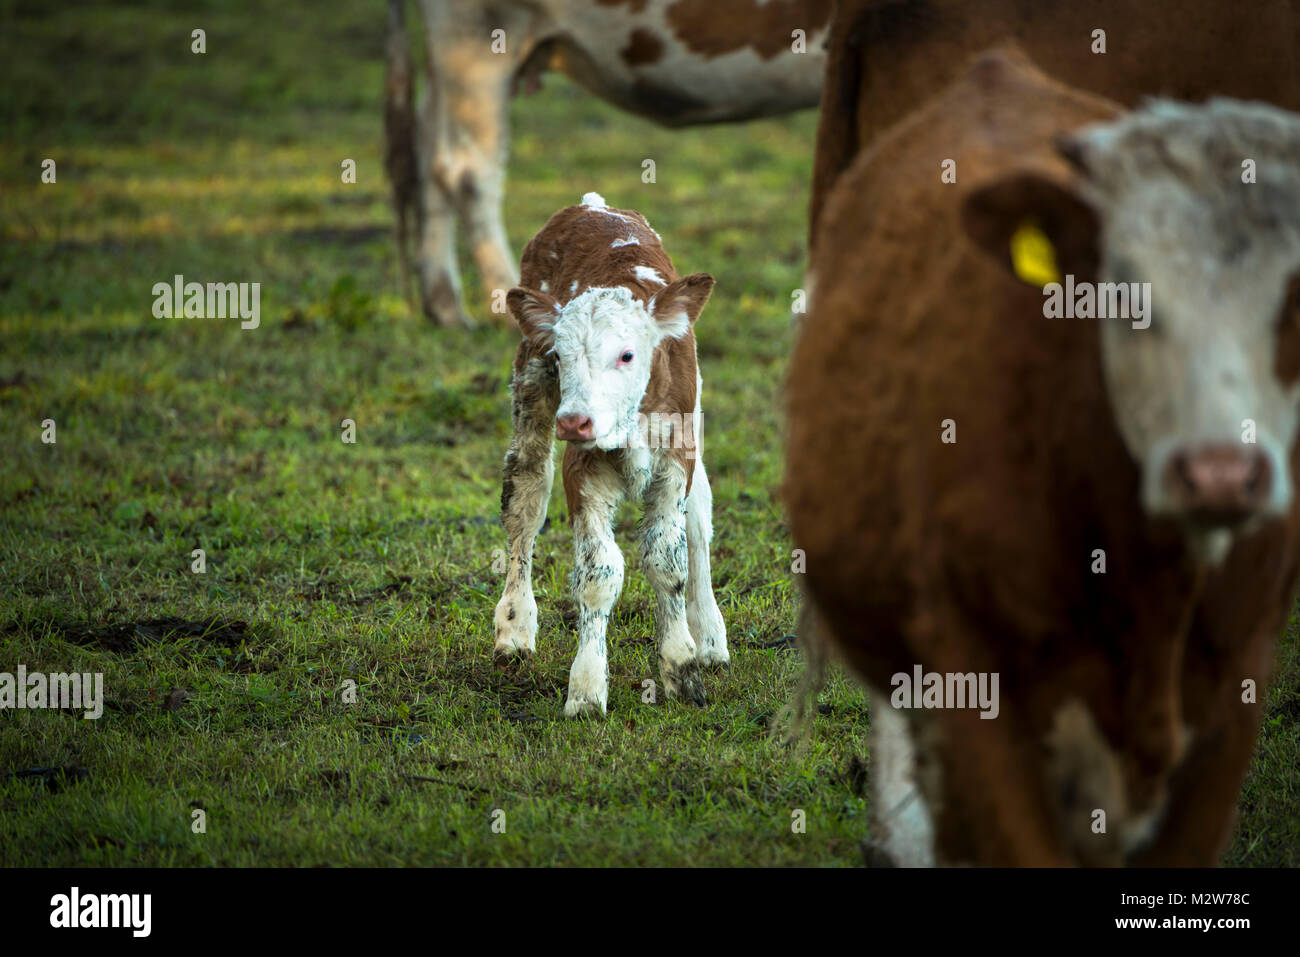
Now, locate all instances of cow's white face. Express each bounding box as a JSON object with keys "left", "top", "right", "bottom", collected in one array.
[
  {"left": 508, "top": 275, "right": 714, "bottom": 450},
  {"left": 1080, "top": 103, "right": 1300, "bottom": 557},
  {"left": 1096, "top": 209, "right": 1300, "bottom": 537},
  {"left": 966, "top": 99, "right": 1300, "bottom": 559}
]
